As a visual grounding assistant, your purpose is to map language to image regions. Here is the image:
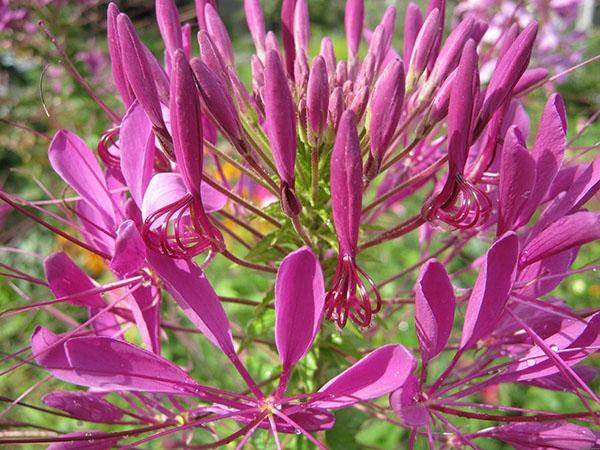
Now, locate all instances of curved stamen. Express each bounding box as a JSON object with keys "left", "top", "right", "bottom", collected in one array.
[
  {"left": 97, "top": 126, "right": 121, "bottom": 170},
  {"left": 423, "top": 174, "right": 491, "bottom": 229},
  {"left": 324, "top": 255, "right": 382, "bottom": 329},
  {"left": 142, "top": 194, "right": 225, "bottom": 259}
]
